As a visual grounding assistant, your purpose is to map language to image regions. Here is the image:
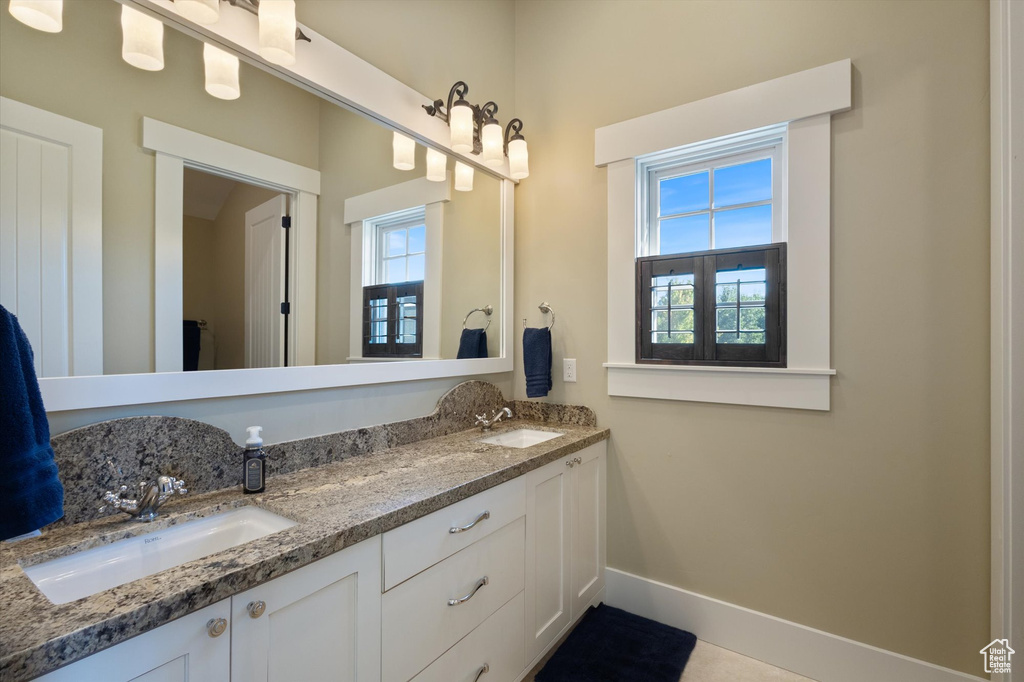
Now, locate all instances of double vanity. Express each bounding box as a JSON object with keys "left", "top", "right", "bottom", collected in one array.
[{"left": 0, "top": 384, "right": 609, "bottom": 682}]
